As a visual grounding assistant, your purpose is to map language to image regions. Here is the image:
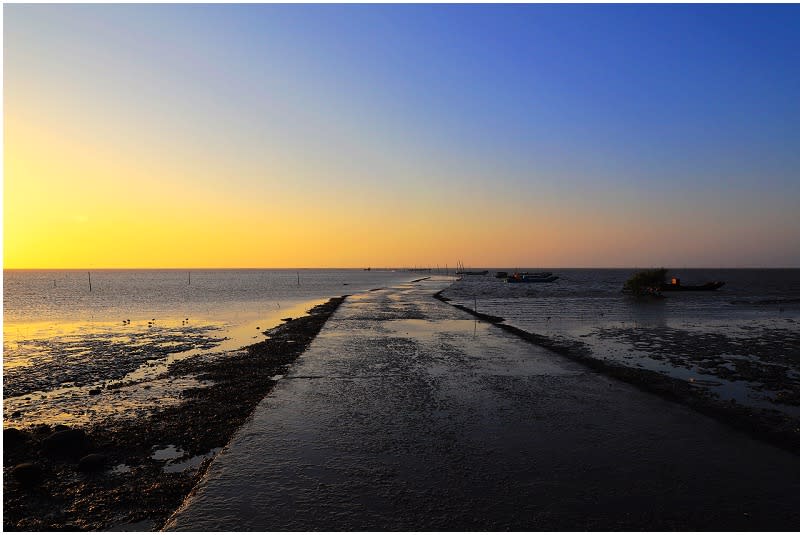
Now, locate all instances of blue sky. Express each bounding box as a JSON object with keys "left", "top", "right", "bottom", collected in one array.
[{"left": 5, "top": 4, "right": 800, "bottom": 267}]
